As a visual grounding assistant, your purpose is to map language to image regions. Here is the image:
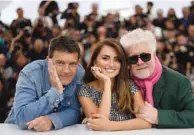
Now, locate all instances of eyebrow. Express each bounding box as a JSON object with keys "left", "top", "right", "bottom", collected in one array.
[
  {"left": 55, "top": 60, "right": 78, "bottom": 63},
  {"left": 101, "top": 55, "right": 120, "bottom": 59}
]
